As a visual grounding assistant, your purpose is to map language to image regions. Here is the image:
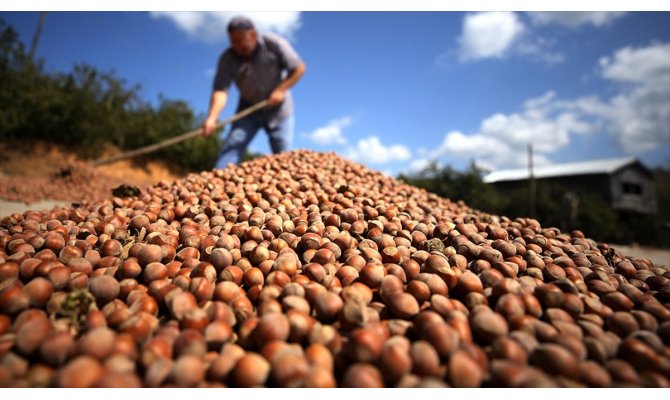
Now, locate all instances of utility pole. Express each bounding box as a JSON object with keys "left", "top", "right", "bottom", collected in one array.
[
  {"left": 29, "top": 12, "right": 48, "bottom": 62},
  {"left": 528, "top": 143, "right": 536, "bottom": 219}
]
